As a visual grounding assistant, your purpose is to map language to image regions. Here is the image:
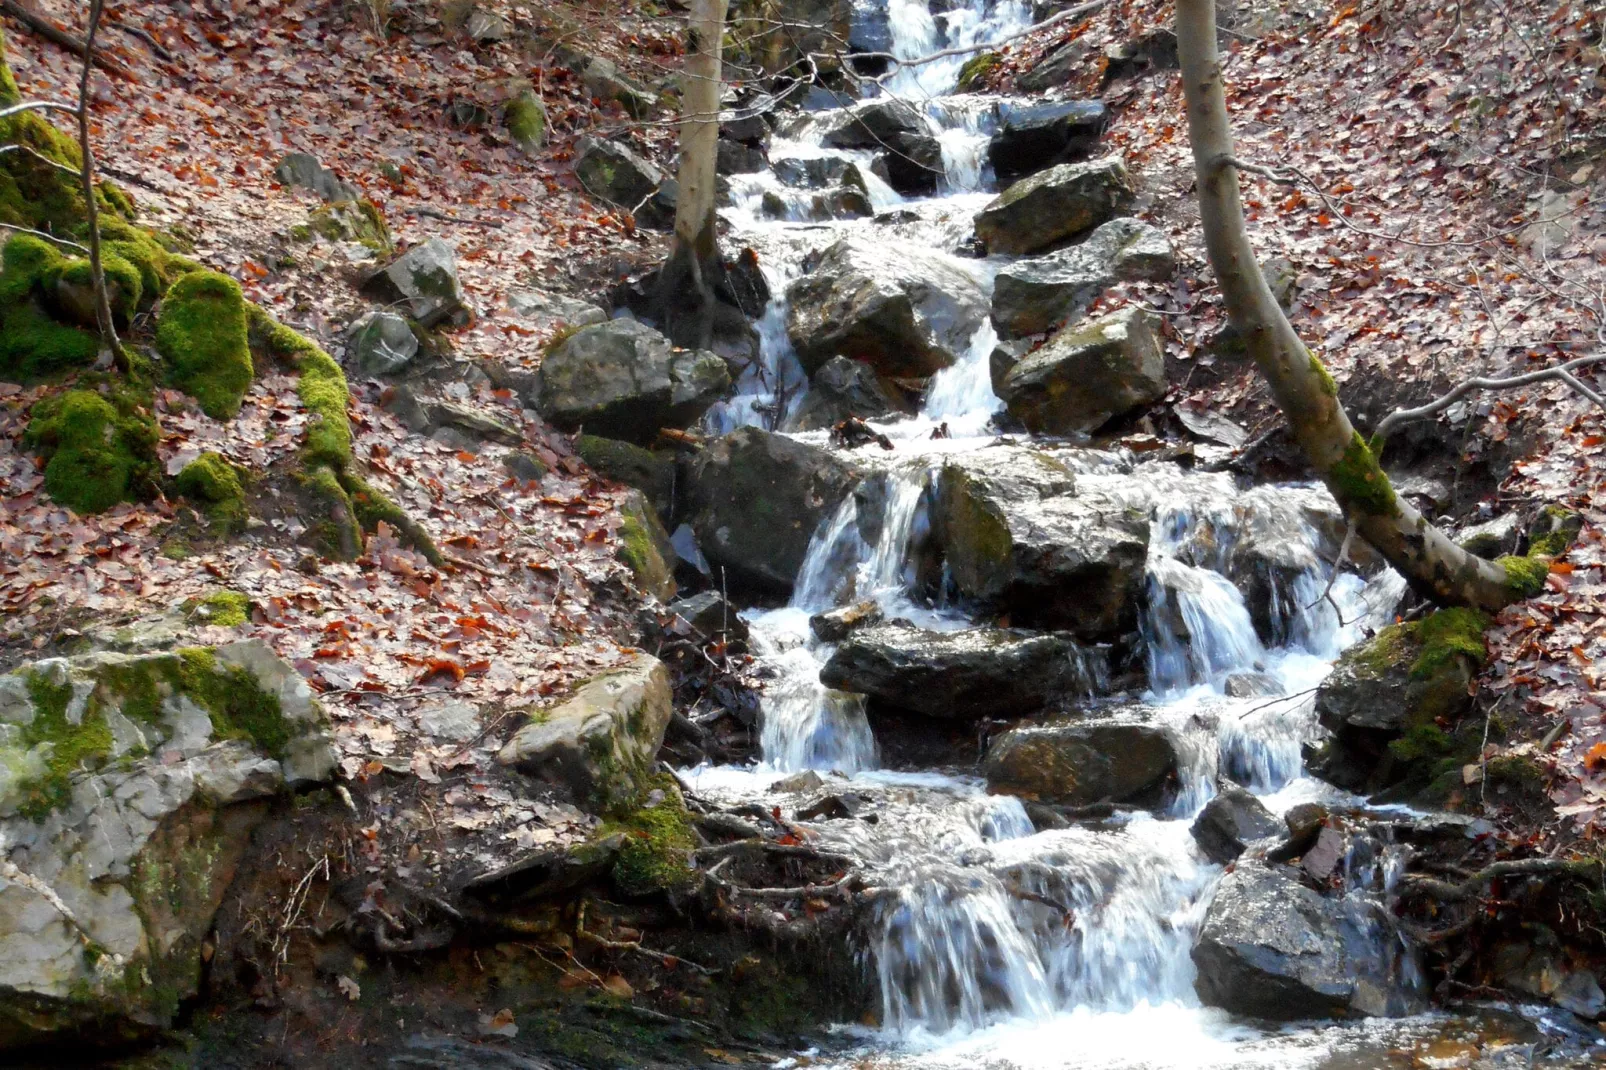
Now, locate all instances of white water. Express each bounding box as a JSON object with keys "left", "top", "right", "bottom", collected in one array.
[{"left": 677, "top": 2, "right": 1580, "bottom": 1067}]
